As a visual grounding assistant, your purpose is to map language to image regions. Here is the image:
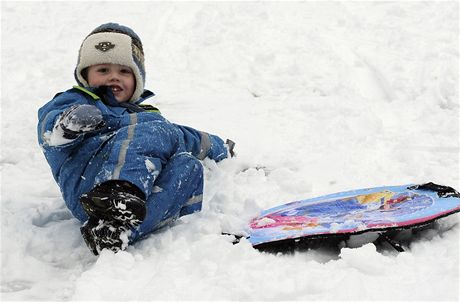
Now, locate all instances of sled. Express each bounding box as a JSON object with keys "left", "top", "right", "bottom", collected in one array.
[{"left": 245, "top": 182, "right": 460, "bottom": 252}]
